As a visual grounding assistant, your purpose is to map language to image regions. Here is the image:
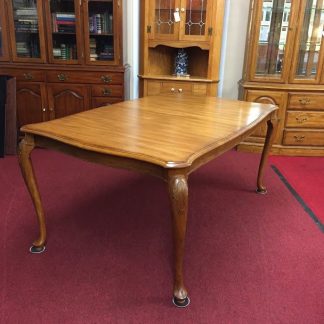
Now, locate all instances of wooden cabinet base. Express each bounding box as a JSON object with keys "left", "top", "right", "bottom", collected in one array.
[{"left": 1, "top": 65, "right": 125, "bottom": 129}]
